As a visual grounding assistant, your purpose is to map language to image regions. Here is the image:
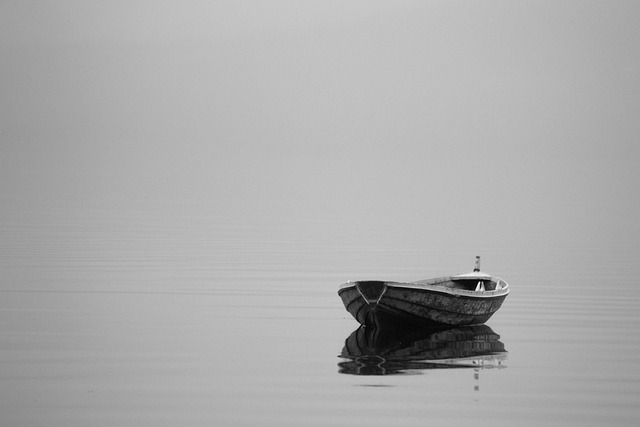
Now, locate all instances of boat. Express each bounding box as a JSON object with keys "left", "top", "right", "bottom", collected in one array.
[
  {"left": 338, "top": 324, "right": 507, "bottom": 375},
  {"left": 337, "top": 256, "right": 509, "bottom": 329}
]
